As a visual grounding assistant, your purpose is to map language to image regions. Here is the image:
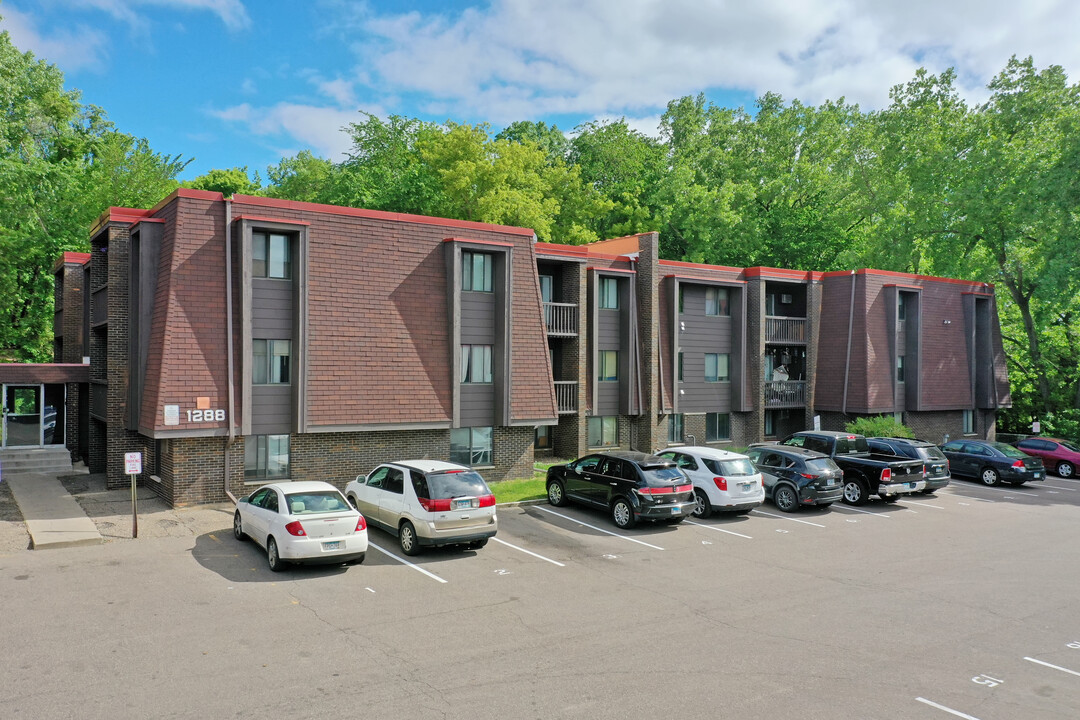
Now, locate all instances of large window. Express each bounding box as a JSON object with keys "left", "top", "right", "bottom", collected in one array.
[
  {"left": 461, "top": 345, "right": 493, "bottom": 383},
  {"left": 588, "top": 416, "right": 619, "bottom": 447},
  {"left": 705, "top": 353, "right": 730, "bottom": 382},
  {"left": 668, "top": 413, "right": 684, "bottom": 443},
  {"left": 534, "top": 425, "right": 551, "bottom": 449},
  {"left": 599, "top": 277, "right": 619, "bottom": 309},
  {"left": 462, "top": 251, "right": 493, "bottom": 292},
  {"left": 598, "top": 350, "right": 618, "bottom": 381},
  {"left": 450, "top": 426, "right": 493, "bottom": 466},
  {"left": 963, "top": 409, "right": 974, "bottom": 434},
  {"left": 252, "top": 339, "right": 291, "bottom": 384},
  {"left": 898, "top": 293, "right": 908, "bottom": 321},
  {"left": 245, "top": 434, "right": 290, "bottom": 479},
  {"left": 705, "top": 287, "right": 730, "bottom": 316},
  {"left": 252, "top": 232, "right": 291, "bottom": 279},
  {"left": 707, "top": 412, "right": 731, "bottom": 442}
]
